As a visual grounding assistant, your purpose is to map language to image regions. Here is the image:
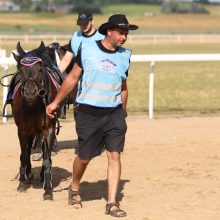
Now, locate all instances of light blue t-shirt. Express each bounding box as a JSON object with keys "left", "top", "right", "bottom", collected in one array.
[
  {"left": 76, "top": 41, "right": 131, "bottom": 107},
  {"left": 70, "top": 30, "right": 104, "bottom": 55}
]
